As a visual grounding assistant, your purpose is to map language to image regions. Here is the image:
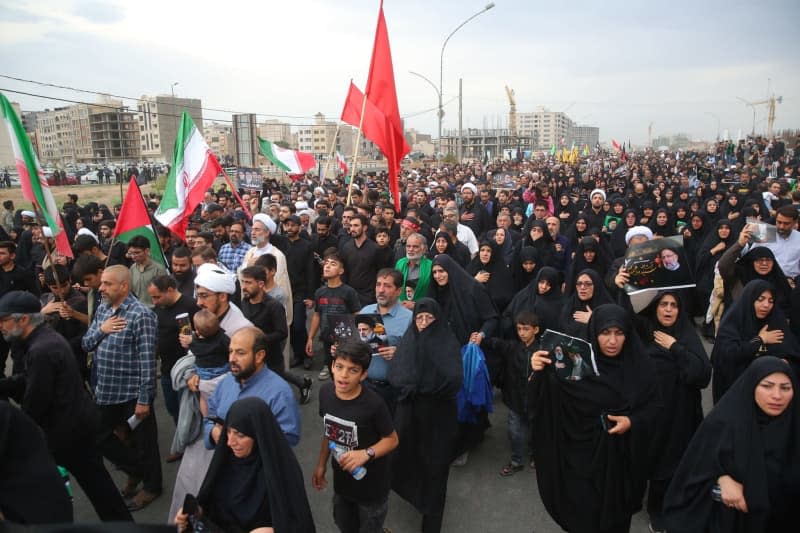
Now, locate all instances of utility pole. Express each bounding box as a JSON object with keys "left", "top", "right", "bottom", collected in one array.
[{"left": 458, "top": 78, "right": 463, "bottom": 163}]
